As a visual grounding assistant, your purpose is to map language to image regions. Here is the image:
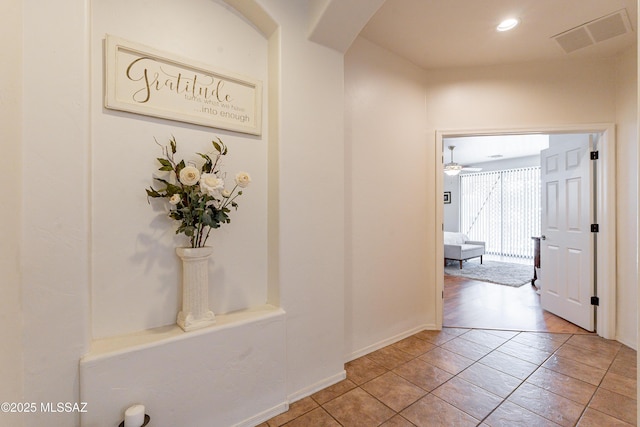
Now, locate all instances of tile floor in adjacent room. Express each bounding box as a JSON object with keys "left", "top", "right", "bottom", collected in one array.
[{"left": 260, "top": 327, "right": 637, "bottom": 427}]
